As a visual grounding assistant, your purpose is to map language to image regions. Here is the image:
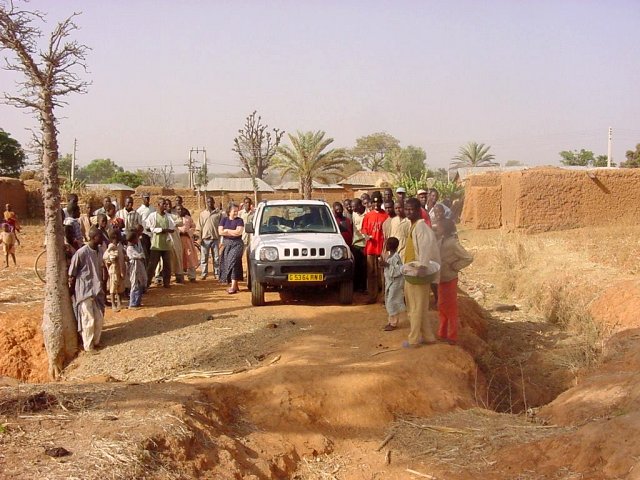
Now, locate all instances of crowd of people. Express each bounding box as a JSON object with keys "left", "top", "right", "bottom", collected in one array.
[
  {"left": 333, "top": 186, "right": 472, "bottom": 348},
  {"left": 59, "top": 193, "right": 254, "bottom": 353},
  {"left": 3, "top": 187, "right": 470, "bottom": 353}
]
